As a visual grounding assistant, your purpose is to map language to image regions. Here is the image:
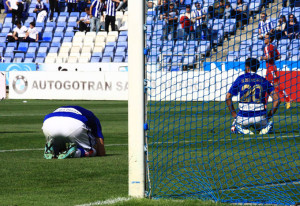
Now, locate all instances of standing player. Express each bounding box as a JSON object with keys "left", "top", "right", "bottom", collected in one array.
[
  {"left": 261, "top": 32, "right": 292, "bottom": 109},
  {"left": 42, "top": 106, "right": 105, "bottom": 159},
  {"left": 226, "top": 58, "right": 280, "bottom": 135}
]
